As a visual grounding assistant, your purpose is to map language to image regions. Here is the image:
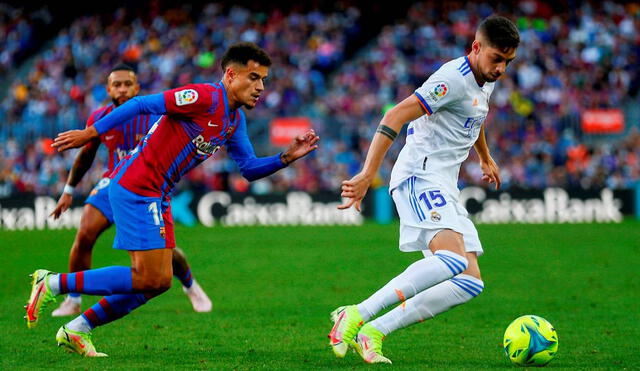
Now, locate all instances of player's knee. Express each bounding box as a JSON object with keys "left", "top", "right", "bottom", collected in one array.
[
  {"left": 434, "top": 250, "right": 469, "bottom": 275},
  {"left": 141, "top": 274, "right": 172, "bottom": 293}
]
